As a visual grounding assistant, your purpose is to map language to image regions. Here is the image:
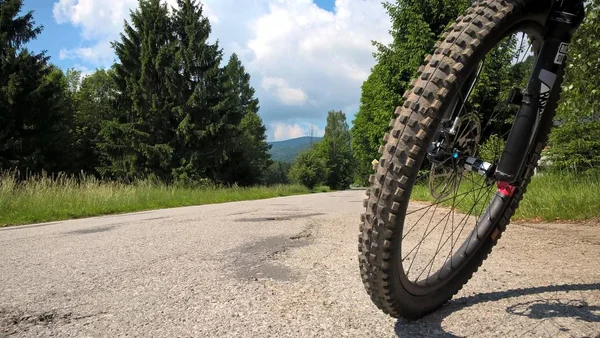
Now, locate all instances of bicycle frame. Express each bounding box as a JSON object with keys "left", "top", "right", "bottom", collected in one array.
[{"left": 495, "top": 0, "right": 586, "bottom": 185}]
